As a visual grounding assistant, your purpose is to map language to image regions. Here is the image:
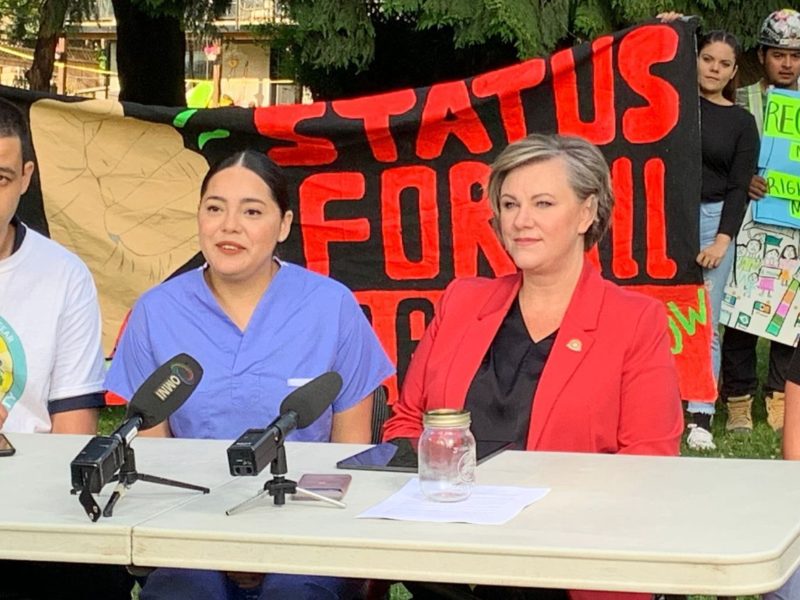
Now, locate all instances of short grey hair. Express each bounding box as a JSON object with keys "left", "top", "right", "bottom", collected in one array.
[{"left": 487, "top": 134, "right": 614, "bottom": 250}]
